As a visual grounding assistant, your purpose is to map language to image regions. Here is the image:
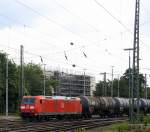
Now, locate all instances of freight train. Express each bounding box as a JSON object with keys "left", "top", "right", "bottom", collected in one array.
[{"left": 20, "top": 95, "right": 150, "bottom": 121}]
